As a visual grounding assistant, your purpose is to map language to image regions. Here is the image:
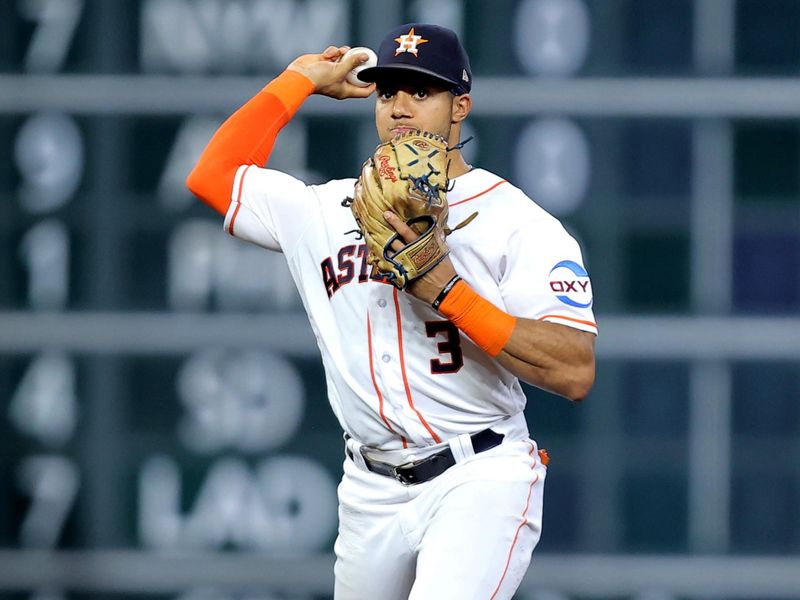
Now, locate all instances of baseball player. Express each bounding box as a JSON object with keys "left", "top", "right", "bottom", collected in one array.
[{"left": 187, "top": 23, "right": 596, "bottom": 600}]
